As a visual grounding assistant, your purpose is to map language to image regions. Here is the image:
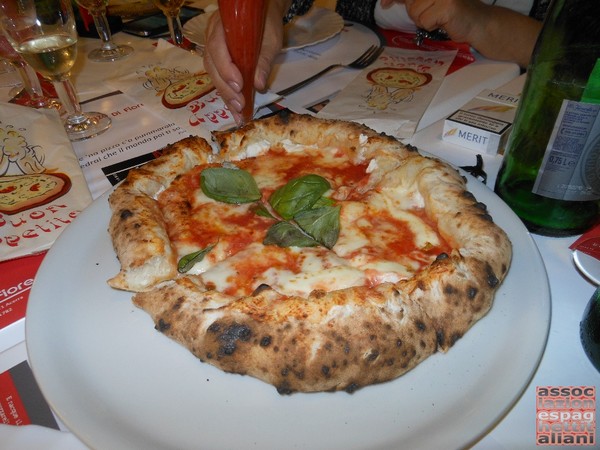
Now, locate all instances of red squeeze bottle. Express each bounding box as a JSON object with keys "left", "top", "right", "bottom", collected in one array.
[{"left": 218, "top": 0, "right": 267, "bottom": 125}]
